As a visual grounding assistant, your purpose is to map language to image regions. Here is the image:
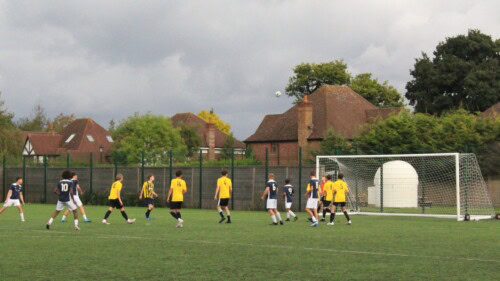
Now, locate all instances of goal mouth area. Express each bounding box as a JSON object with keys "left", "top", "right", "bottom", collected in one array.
[{"left": 316, "top": 153, "right": 495, "bottom": 222}]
